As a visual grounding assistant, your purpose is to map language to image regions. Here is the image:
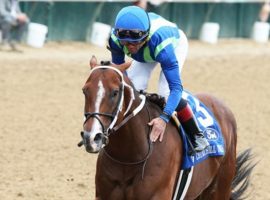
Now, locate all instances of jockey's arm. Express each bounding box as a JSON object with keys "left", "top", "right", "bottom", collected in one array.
[
  {"left": 160, "top": 66, "right": 183, "bottom": 122},
  {"left": 148, "top": 64, "right": 183, "bottom": 142},
  {"left": 156, "top": 47, "right": 183, "bottom": 122}
]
